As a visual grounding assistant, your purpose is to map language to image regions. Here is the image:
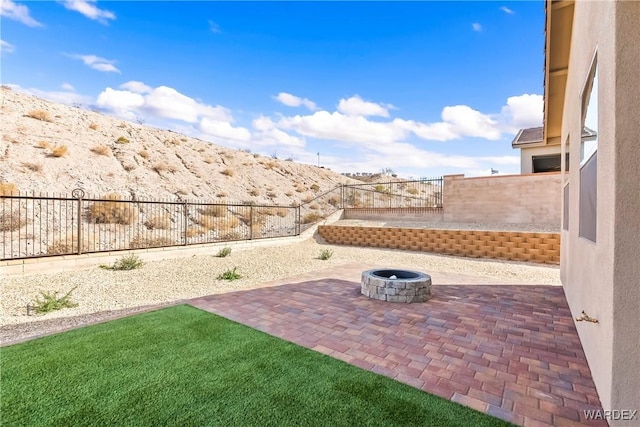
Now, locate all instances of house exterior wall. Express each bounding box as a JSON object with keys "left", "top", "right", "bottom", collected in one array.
[
  {"left": 560, "top": 1, "right": 640, "bottom": 420},
  {"left": 443, "top": 173, "right": 561, "bottom": 225},
  {"left": 519, "top": 144, "right": 562, "bottom": 174}
]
